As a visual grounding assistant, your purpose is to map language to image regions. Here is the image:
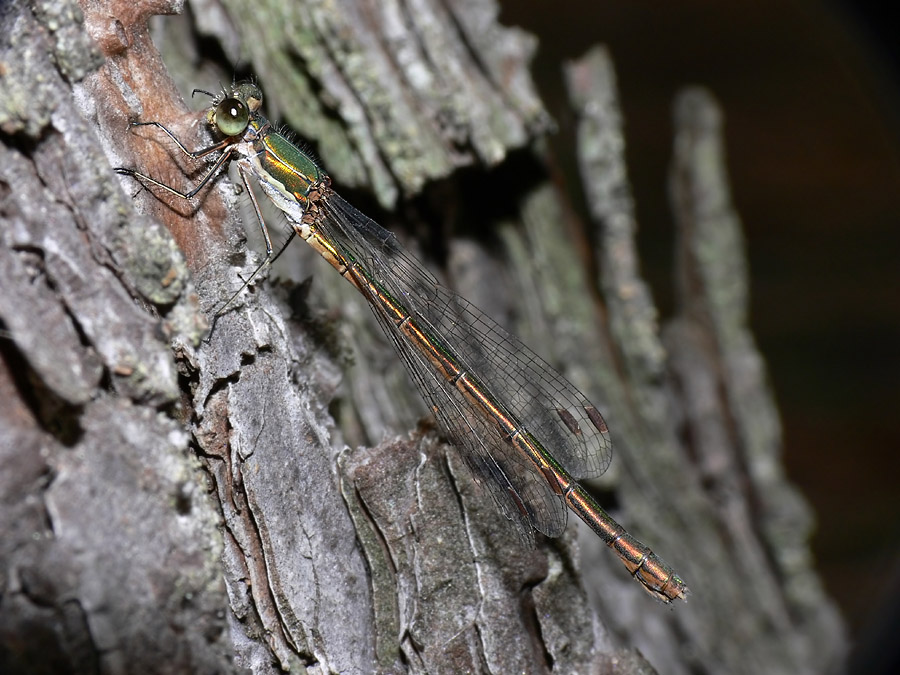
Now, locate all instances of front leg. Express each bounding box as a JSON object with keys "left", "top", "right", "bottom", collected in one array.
[
  {"left": 115, "top": 141, "right": 236, "bottom": 201},
  {"left": 114, "top": 117, "right": 240, "bottom": 200}
]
